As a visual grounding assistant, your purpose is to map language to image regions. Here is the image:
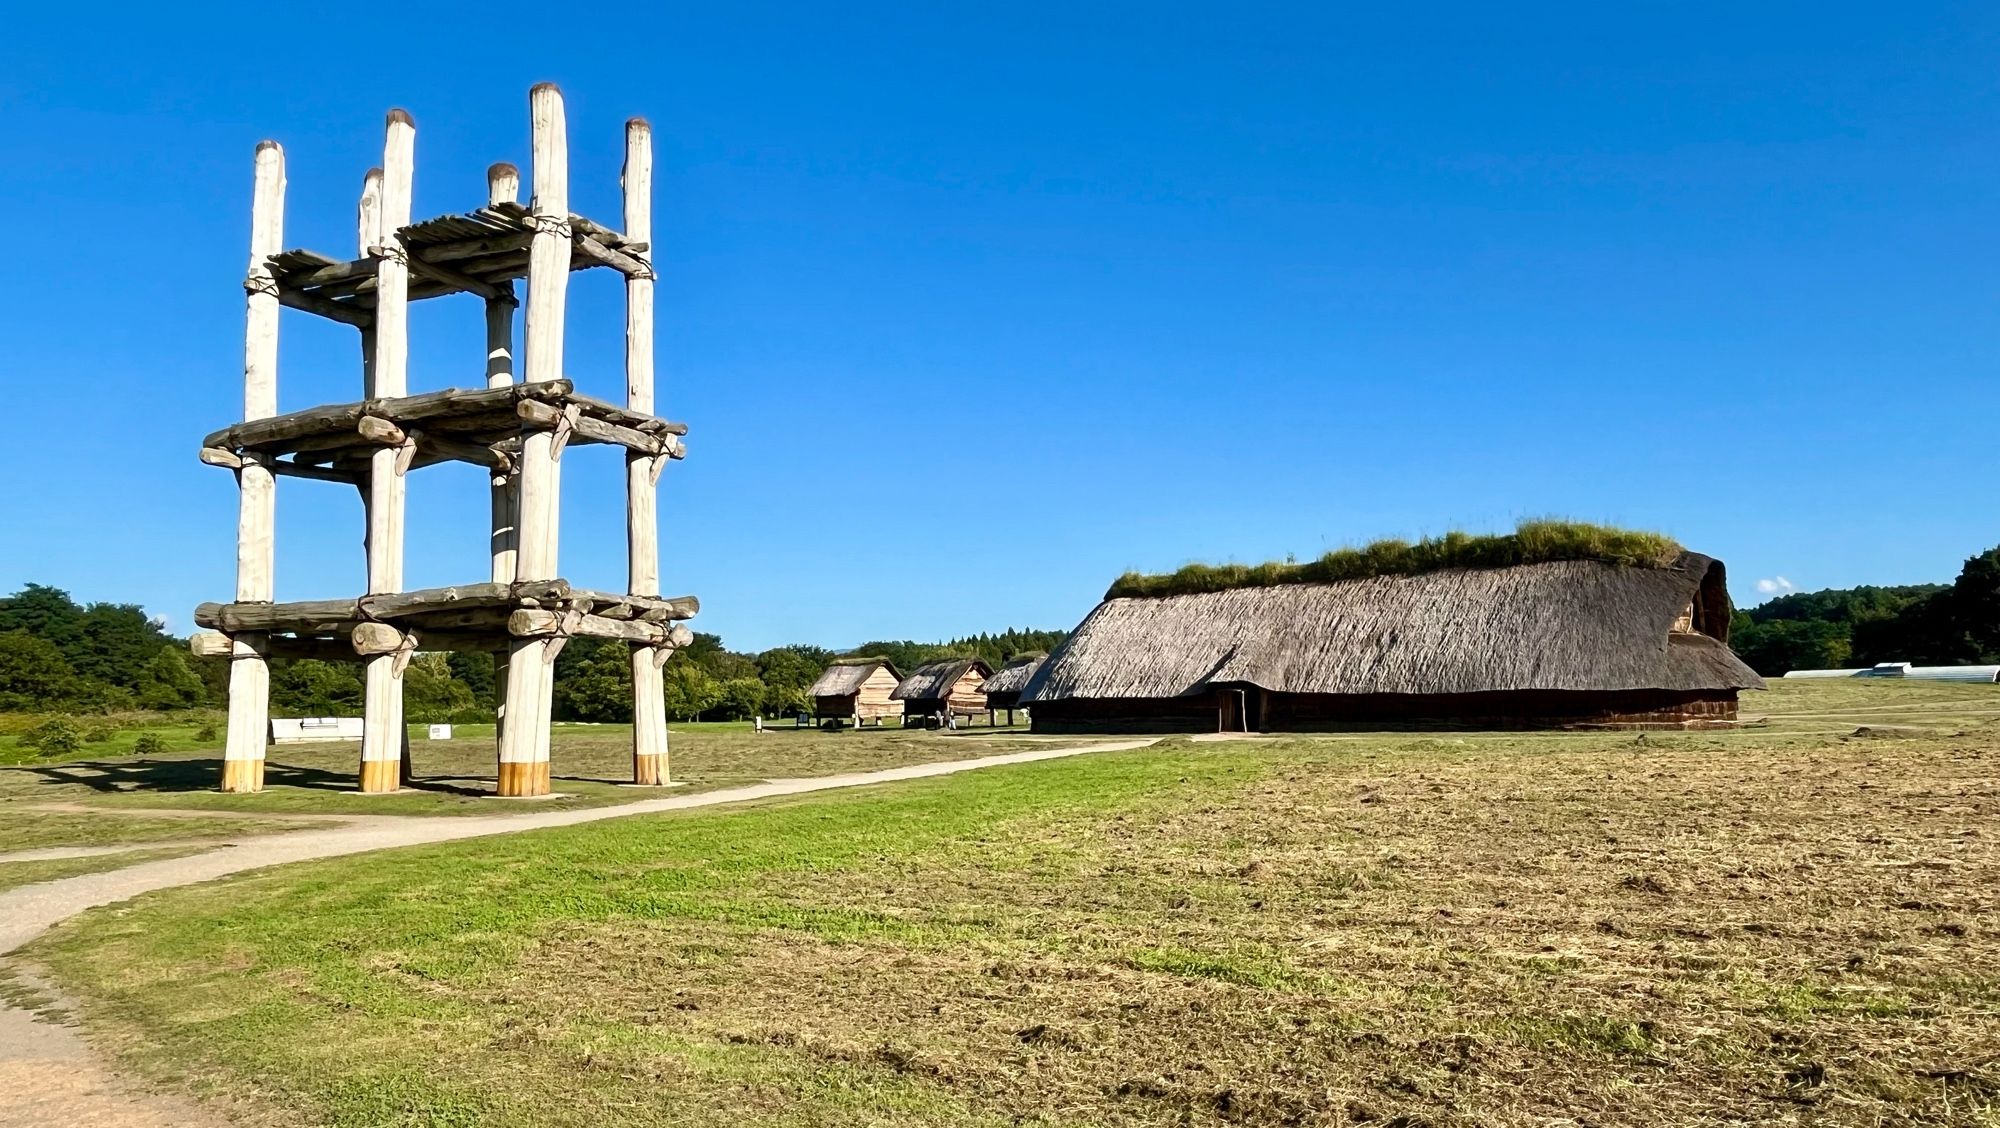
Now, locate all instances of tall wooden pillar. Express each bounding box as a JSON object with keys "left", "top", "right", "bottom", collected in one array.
[
  {"left": 222, "top": 140, "right": 285, "bottom": 793},
  {"left": 498, "top": 84, "right": 569, "bottom": 798},
  {"left": 359, "top": 110, "right": 415, "bottom": 793},
  {"left": 485, "top": 162, "right": 521, "bottom": 766},
  {"left": 623, "top": 118, "right": 670, "bottom": 785}
]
